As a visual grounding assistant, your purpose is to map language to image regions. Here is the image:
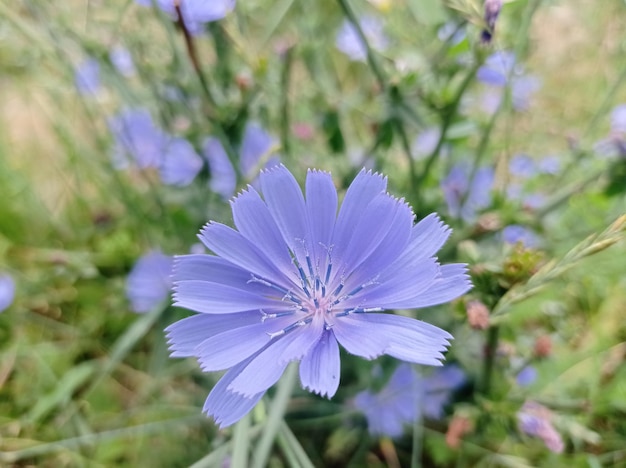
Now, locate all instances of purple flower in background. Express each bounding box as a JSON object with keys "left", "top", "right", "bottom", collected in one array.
[
  {"left": 0, "top": 274, "right": 15, "bottom": 313},
  {"left": 502, "top": 225, "right": 540, "bottom": 248},
  {"left": 160, "top": 138, "right": 204, "bottom": 186},
  {"left": 412, "top": 127, "right": 441, "bottom": 160},
  {"left": 511, "top": 75, "right": 541, "bottom": 111},
  {"left": 110, "top": 45, "right": 136, "bottom": 77},
  {"left": 74, "top": 58, "right": 101, "bottom": 96},
  {"left": 442, "top": 164, "right": 494, "bottom": 222},
  {"left": 203, "top": 123, "right": 278, "bottom": 200},
  {"left": 438, "top": 21, "right": 466, "bottom": 45},
  {"left": 354, "top": 364, "right": 421, "bottom": 438},
  {"left": 166, "top": 166, "right": 471, "bottom": 427},
  {"left": 538, "top": 155, "right": 561, "bottom": 175},
  {"left": 611, "top": 104, "right": 626, "bottom": 134},
  {"left": 127, "top": 252, "right": 173, "bottom": 313},
  {"left": 336, "top": 16, "right": 388, "bottom": 62},
  {"left": 518, "top": 401, "right": 564, "bottom": 453},
  {"left": 509, "top": 154, "right": 536, "bottom": 178},
  {"left": 109, "top": 108, "right": 170, "bottom": 169},
  {"left": 516, "top": 366, "right": 538, "bottom": 387},
  {"left": 136, "top": 0, "right": 235, "bottom": 34},
  {"left": 354, "top": 364, "right": 466, "bottom": 437},
  {"left": 477, "top": 51, "right": 516, "bottom": 86}
]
